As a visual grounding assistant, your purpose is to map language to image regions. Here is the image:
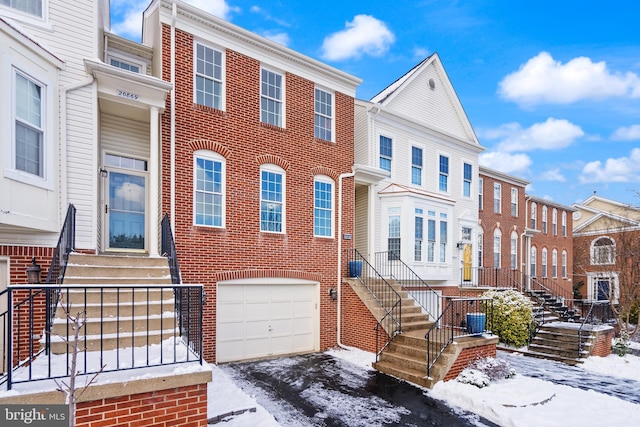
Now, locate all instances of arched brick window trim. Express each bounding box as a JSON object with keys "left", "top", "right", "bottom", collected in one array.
[
  {"left": 310, "top": 166, "right": 339, "bottom": 182},
  {"left": 256, "top": 154, "right": 290, "bottom": 171},
  {"left": 188, "top": 139, "right": 231, "bottom": 158},
  {"left": 215, "top": 269, "right": 322, "bottom": 283}
]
